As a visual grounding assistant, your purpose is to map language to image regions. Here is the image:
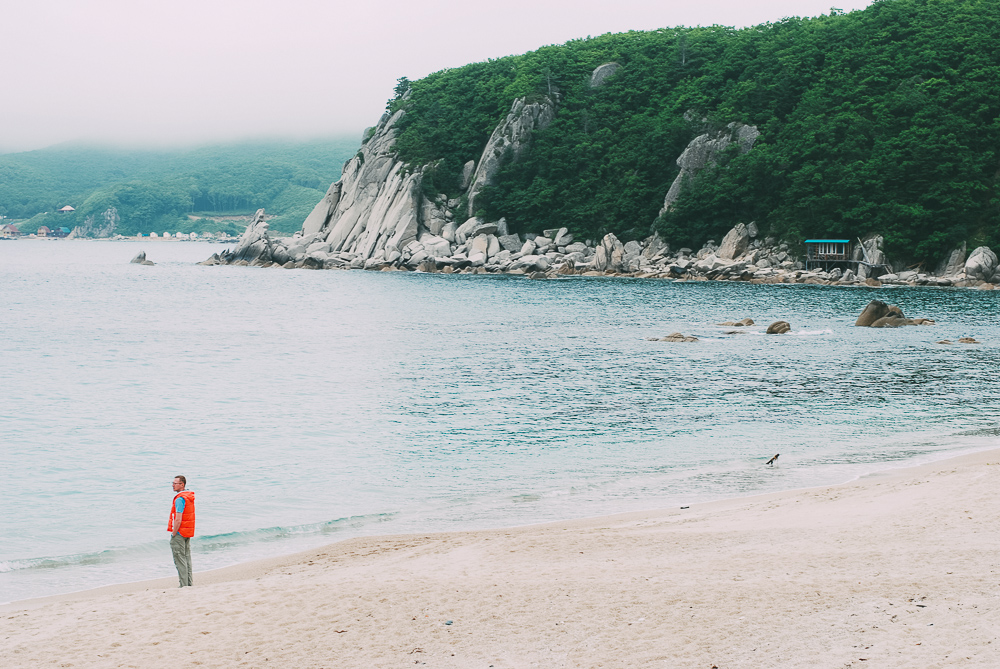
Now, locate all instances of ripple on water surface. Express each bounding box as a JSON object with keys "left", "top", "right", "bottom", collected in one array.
[{"left": 2, "top": 240, "right": 999, "bottom": 602}]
